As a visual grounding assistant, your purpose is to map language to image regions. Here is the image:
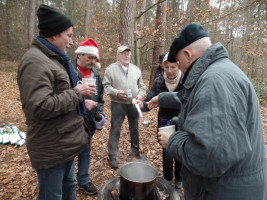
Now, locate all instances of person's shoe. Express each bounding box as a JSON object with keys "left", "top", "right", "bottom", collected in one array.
[
  {"left": 109, "top": 157, "right": 118, "bottom": 169},
  {"left": 132, "top": 151, "right": 146, "bottom": 160},
  {"left": 78, "top": 182, "right": 98, "bottom": 195},
  {"left": 175, "top": 181, "right": 183, "bottom": 198}
]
